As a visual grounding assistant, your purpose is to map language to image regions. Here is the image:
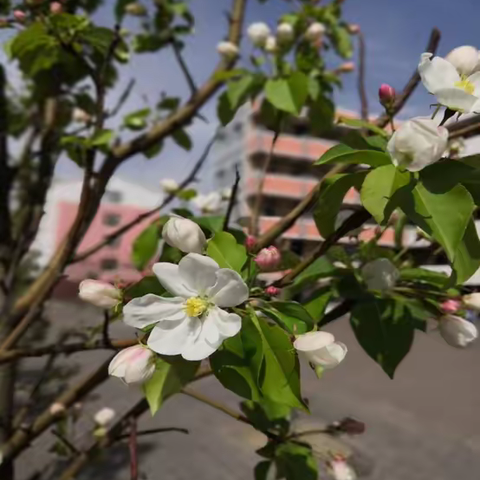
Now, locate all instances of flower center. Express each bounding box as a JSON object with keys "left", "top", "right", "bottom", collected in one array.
[
  {"left": 184, "top": 297, "right": 208, "bottom": 317},
  {"left": 454, "top": 77, "right": 475, "bottom": 95}
]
